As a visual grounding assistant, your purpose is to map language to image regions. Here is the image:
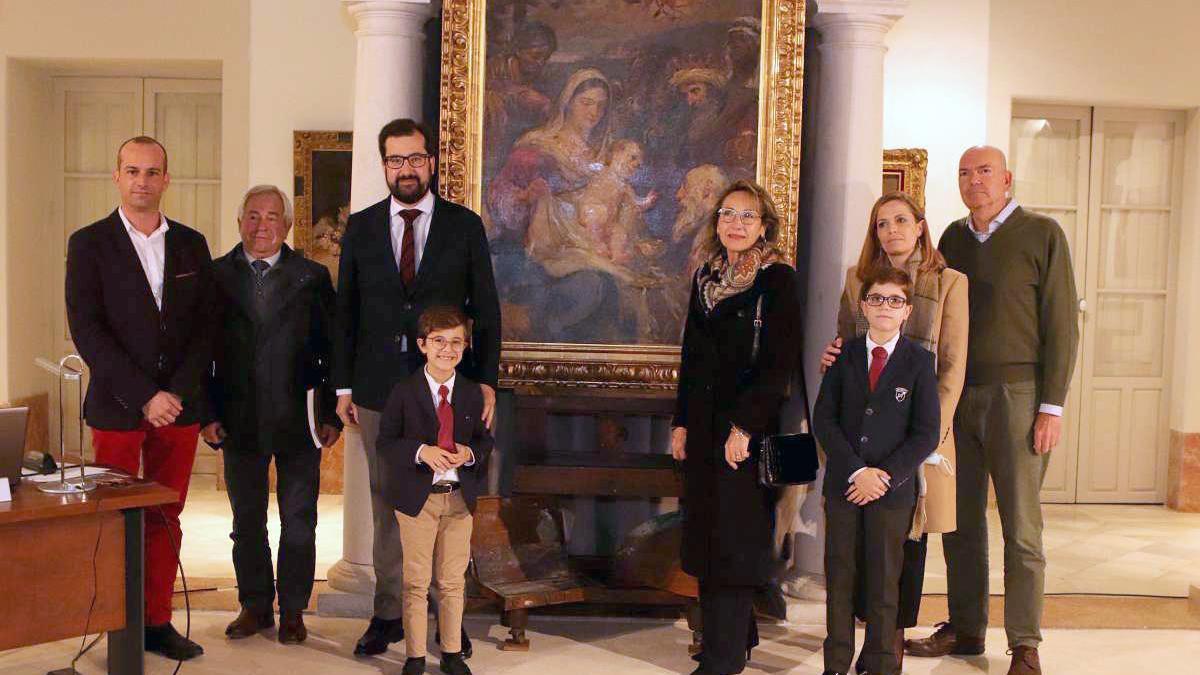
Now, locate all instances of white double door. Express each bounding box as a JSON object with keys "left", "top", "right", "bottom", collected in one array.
[
  {"left": 1011, "top": 104, "right": 1184, "bottom": 503},
  {"left": 51, "top": 76, "right": 221, "bottom": 472}
]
